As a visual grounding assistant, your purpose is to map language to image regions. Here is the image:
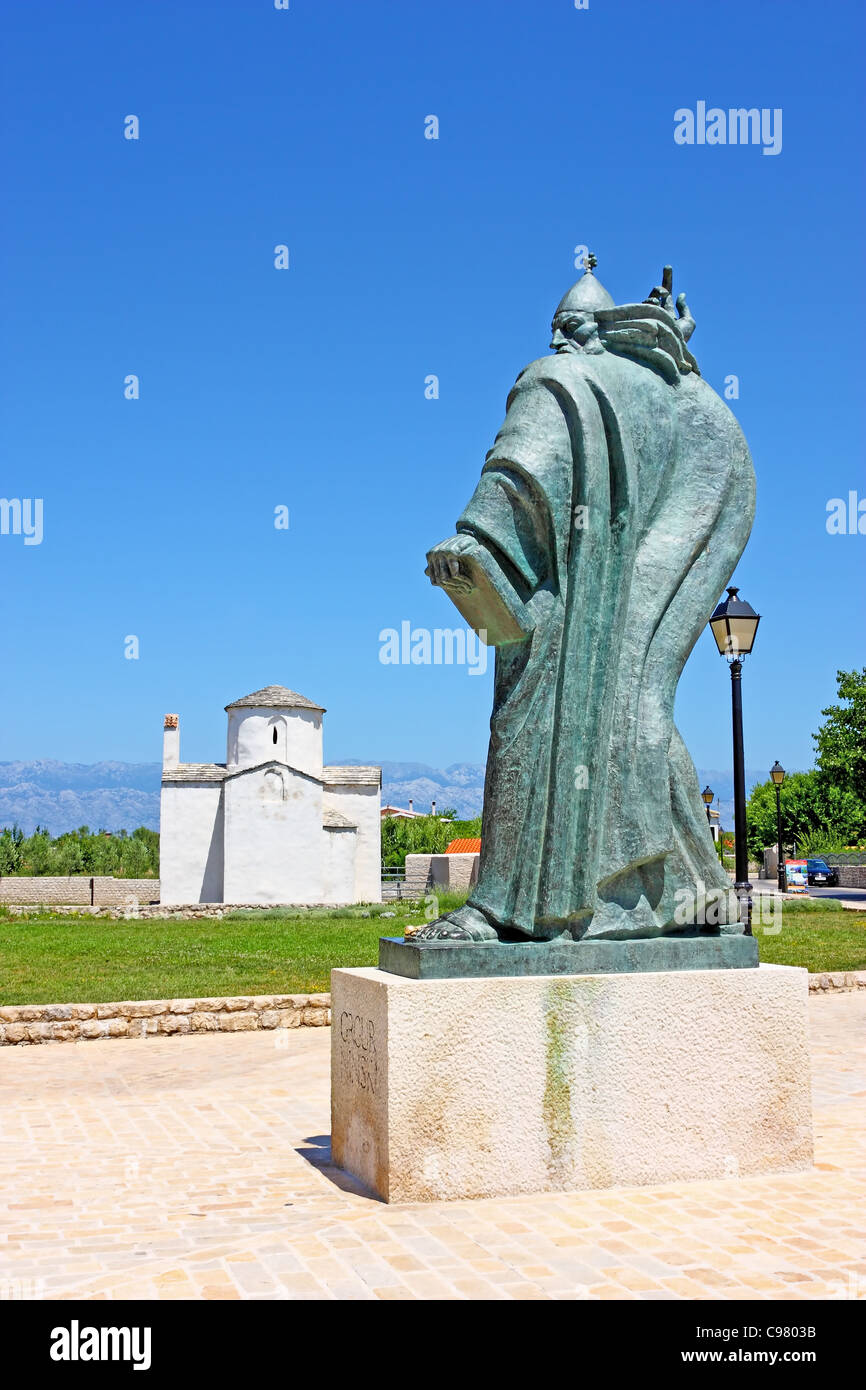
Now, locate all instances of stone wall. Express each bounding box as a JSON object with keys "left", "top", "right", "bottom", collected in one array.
[
  {"left": 430, "top": 852, "right": 480, "bottom": 893},
  {"left": 808, "top": 971, "right": 866, "bottom": 993},
  {"left": 403, "top": 853, "right": 433, "bottom": 897},
  {"left": 0, "top": 876, "right": 159, "bottom": 906},
  {"left": 2, "top": 900, "right": 363, "bottom": 919},
  {"left": 0, "top": 992, "right": 330, "bottom": 1045},
  {"left": 1, "top": 971, "right": 861, "bottom": 1047},
  {"left": 0, "top": 876, "right": 90, "bottom": 905},
  {"left": 93, "top": 877, "right": 161, "bottom": 905},
  {"left": 402, "top": 852, "right": 480, "bottom": 897}
]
